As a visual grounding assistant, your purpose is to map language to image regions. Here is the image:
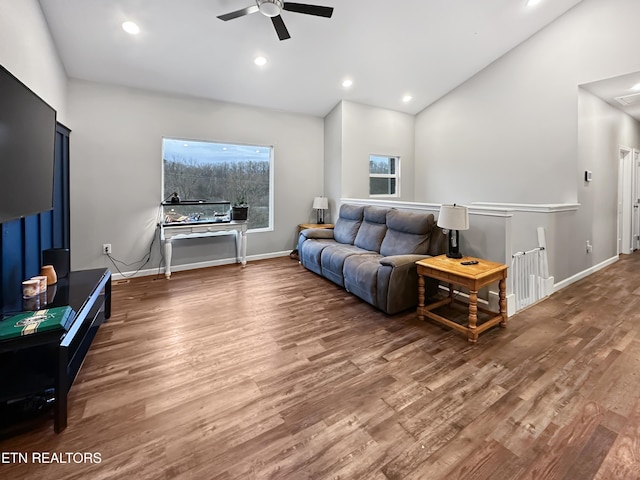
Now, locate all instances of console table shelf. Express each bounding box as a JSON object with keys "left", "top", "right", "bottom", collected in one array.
[{"left": 160, "top": 221, "right": 248, "bottom": 278}]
